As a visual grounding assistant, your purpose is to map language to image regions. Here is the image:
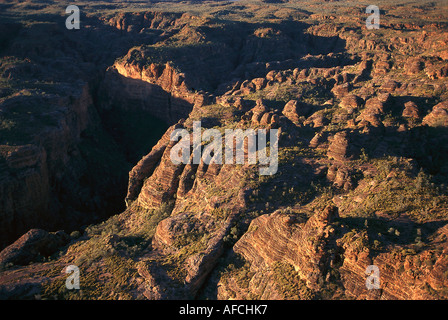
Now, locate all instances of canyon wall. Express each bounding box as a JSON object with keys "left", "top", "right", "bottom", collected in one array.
[
  {"left": 1, "top": 3, "right": 448, "bottom": 301},
  {"left": 99, "top": 61, "right": 201, "bottom": 124},
  {"left": 0, "top": 84, "right": 94, "bottom": 248}
]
